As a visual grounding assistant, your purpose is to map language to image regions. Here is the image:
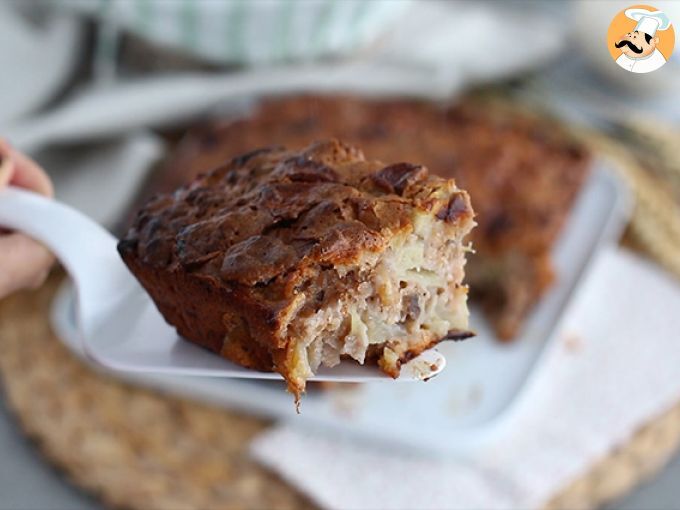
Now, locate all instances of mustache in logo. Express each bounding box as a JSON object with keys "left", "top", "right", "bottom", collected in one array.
[{"left": 615, "top": 39, "right": 643, "bottom": 54}]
